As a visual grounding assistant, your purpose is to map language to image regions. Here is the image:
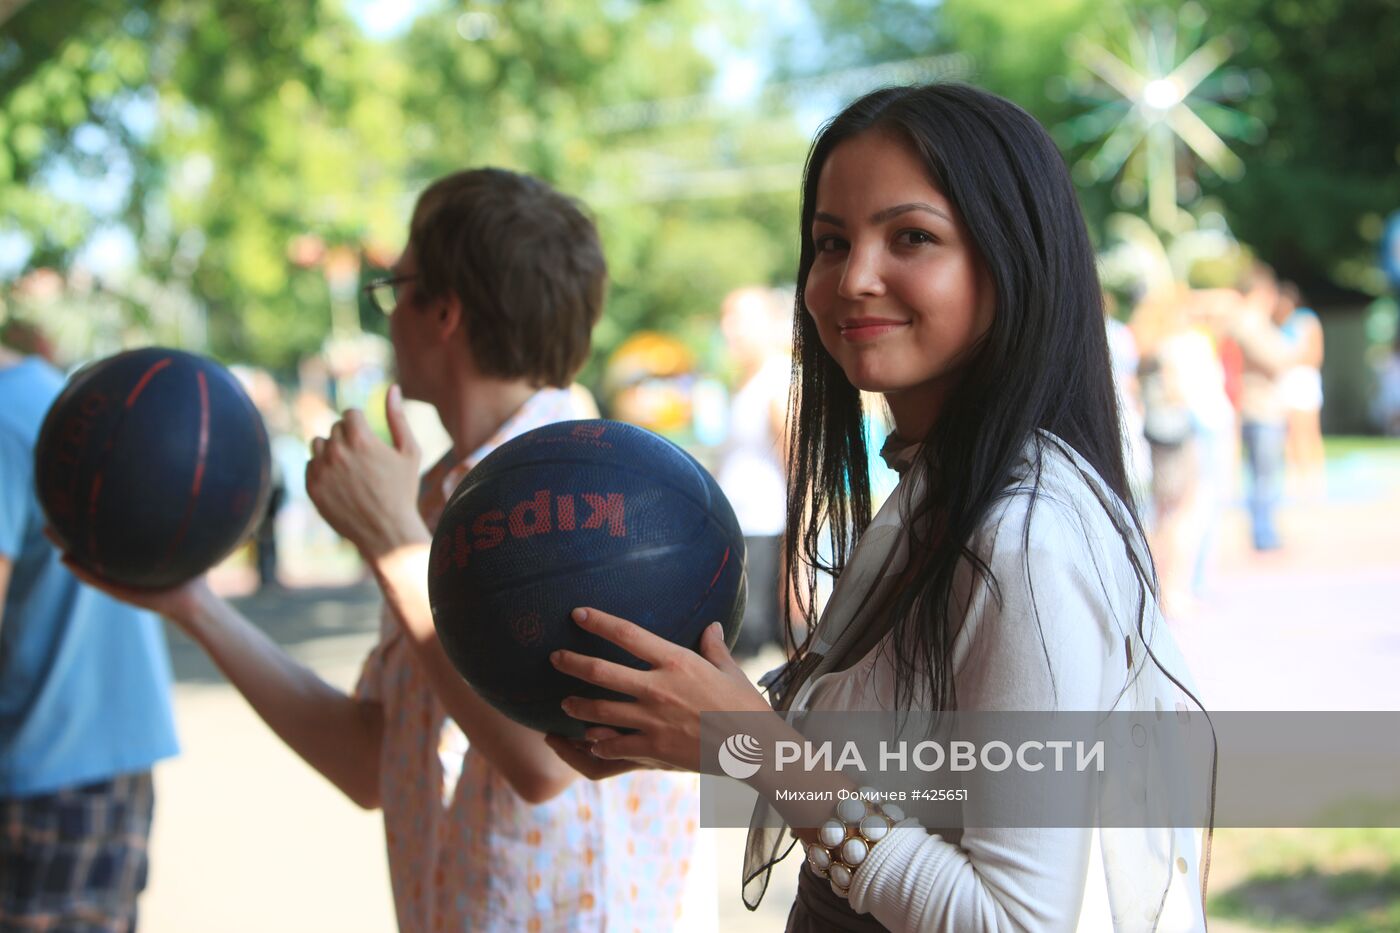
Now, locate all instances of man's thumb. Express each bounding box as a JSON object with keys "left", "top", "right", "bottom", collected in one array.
[{"left": 385, "top": 384, "right": 418, "bottom": 455}]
